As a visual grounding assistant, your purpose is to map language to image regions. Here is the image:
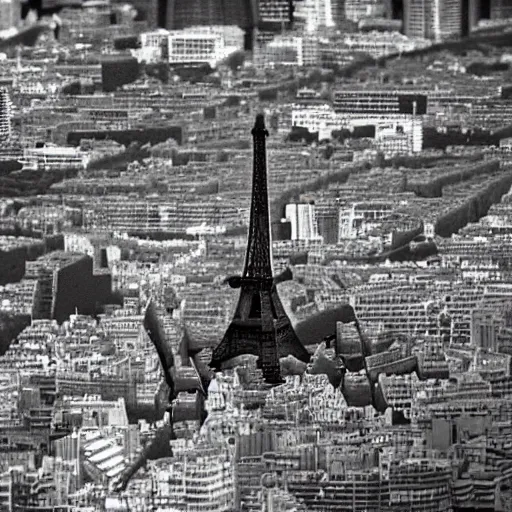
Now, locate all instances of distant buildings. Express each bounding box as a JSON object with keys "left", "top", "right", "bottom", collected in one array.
[
  {"left": 374, "top": 115, "right": 423, "bottom": 154},
  {"left": 339, "top": 201, "right": 393, "bottom": 239},
  {"left": 344, "top": 0, "right": 386, "bottom": 22},
  {"left": 24, "top": 252, "right": 111, "bottom": 323},
  {"left": 491, "top": 0, "right": 512, "bottom": 18},
  {"left": 165, "top": 0, "right": 254, "bottom": 32},
  {"left": 139, "top": 29, "right": 170, "bottom": 63},
  {"left": 20, "top": 145, "right": 89, "bottom": 172},
  {"left": 150, "top": 443, "right": 235, "bottom": 511},
  {"left": 292, "top": 98, "right": 423, "bottom": 154},
  {"left": 333, "top": 89, "right": 428, "bottom": 116},
  {"left": 258, "top": 0, "right": 293, "bottom": 25},
  {"left": 404, "top": 0, "right": 462, "bottom": 42},
  {"left": 167, "top": 29, "right": 227, "bottom": 66},
  {"left": 139, "top": 26, "right": 244, "bottom": 66},
  {"left": 0, "top": 0, "right": 20, "bottom": 32},
  {"left": 83, "top": 198, "right": 245, "bottom": 235},
  {"left": 0, "top": 88, "right": 11, "bottom": 141},
  {"left": 341, "top": 31, "right": 431, "bottom": 58},
  {"left": 294, "top": 0, "right": 335, "bottom": 32},
  {"left": 255, "top": 33, "right": 319, "bottom": 68},
  {"left": 292, "top": 104, "right": 341, "bottom": 139}
]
